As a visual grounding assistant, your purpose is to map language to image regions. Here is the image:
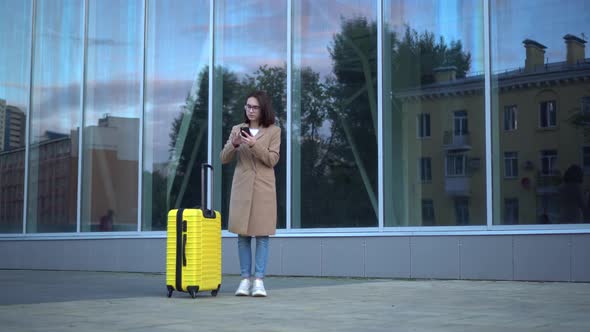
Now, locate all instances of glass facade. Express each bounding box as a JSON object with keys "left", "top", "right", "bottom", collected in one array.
[
  {"left": 143, "top": 0, "right": 210, "bottom": 231},
  {"left": 0, "top": 0, "right": 31, "bottom": 233},
  {"left": 0, "top": 0, "right": 589, "bottom": 235},
  {"left": 383, "top": 0, "right": 486, "bottom": 227},
  {"left": 27, "top": 0, "right": 83, "bottom": 233},
  {"left": 81, "top": 0, "right": 144, "bottom": 232},
  {"left": 292, "top": 1, "right": 378, "bottom": 228},
  {"left": 491, "top": 0, "right": 590, "bottom": 225},
  {"left": 214, "top": 0, "right": 288, "bottom": 230}
]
